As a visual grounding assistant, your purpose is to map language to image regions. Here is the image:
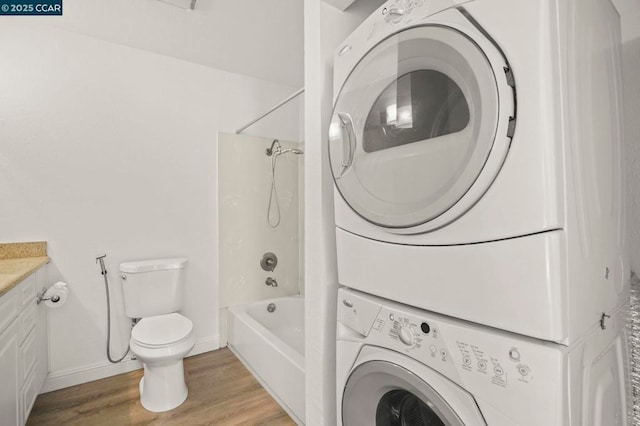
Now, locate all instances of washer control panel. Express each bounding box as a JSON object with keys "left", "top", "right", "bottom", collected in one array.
[{"left": 337, "top": 288, "right": 560, "bottom": 396}]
